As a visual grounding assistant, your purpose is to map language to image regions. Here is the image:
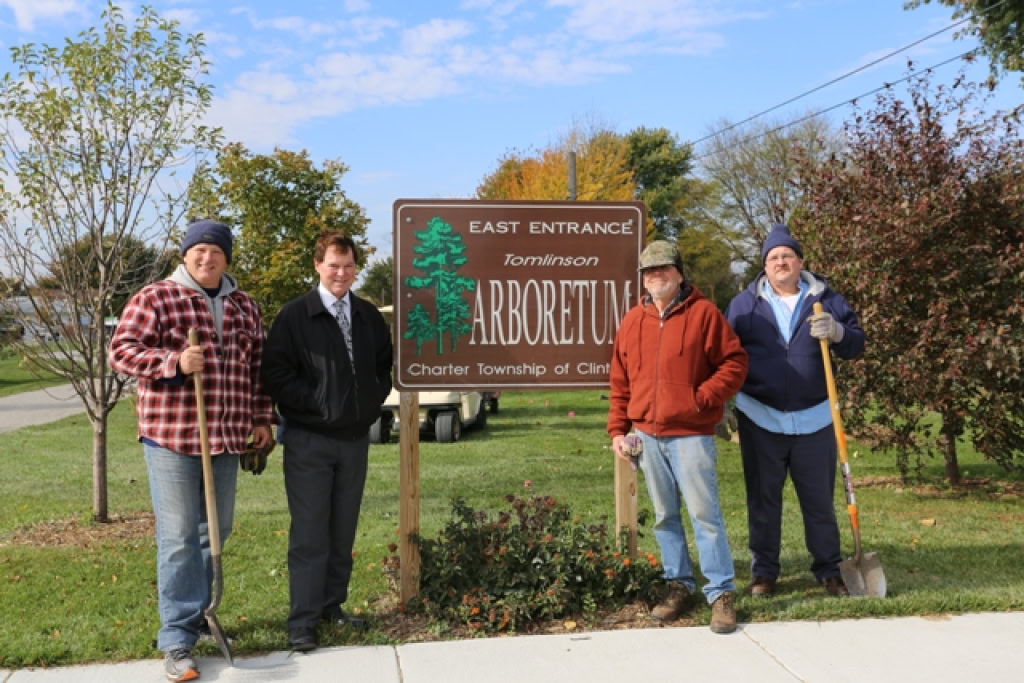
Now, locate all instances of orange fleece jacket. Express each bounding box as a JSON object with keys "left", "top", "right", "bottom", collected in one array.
[{"left": 607, "top": 285, "right": 748, "bottom": 438}]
